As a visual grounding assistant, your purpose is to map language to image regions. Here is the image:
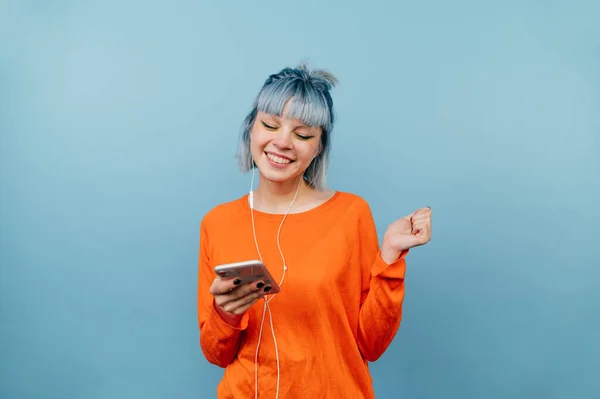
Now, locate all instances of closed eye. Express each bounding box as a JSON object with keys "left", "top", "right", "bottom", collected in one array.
[
  {"left": 261, "top": 121, "right": 277, "bottom": 130},
  {"left": 295, "top": 133, "right": 312, "bottom": 140}
]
